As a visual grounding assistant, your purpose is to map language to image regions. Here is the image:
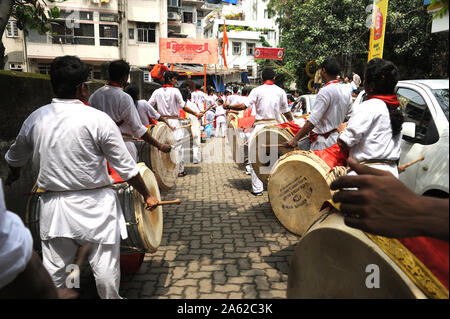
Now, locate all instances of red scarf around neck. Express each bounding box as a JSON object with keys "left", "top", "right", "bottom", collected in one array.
[
  {"left": 162, "top": 84, "right": 174, "bottom": 88},
  {"left": 325, "top": 80, "right": 339, "bottom": 87},
  {"left": 367, "top": 94, "right": 401, "bottom": 109},
  {"left": 107, "top": 81, "right": 122, "bottom": 88},
  {"left": 264, "top": 80, "right": 274, "bottom": 85}
]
